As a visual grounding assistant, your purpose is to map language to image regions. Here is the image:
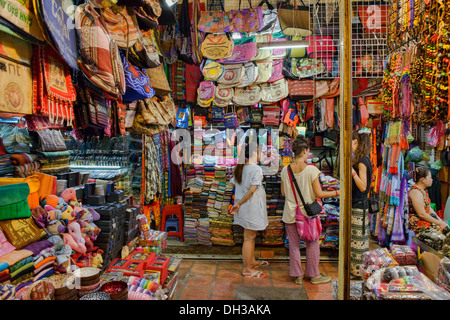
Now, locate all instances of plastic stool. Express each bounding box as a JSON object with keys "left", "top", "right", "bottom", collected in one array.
[
  {"left": 161, "top": 204, "right": 184, "bottom": 242},
  {"left": 165, "top": 219, "right": 179, "bottom": 233}
]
